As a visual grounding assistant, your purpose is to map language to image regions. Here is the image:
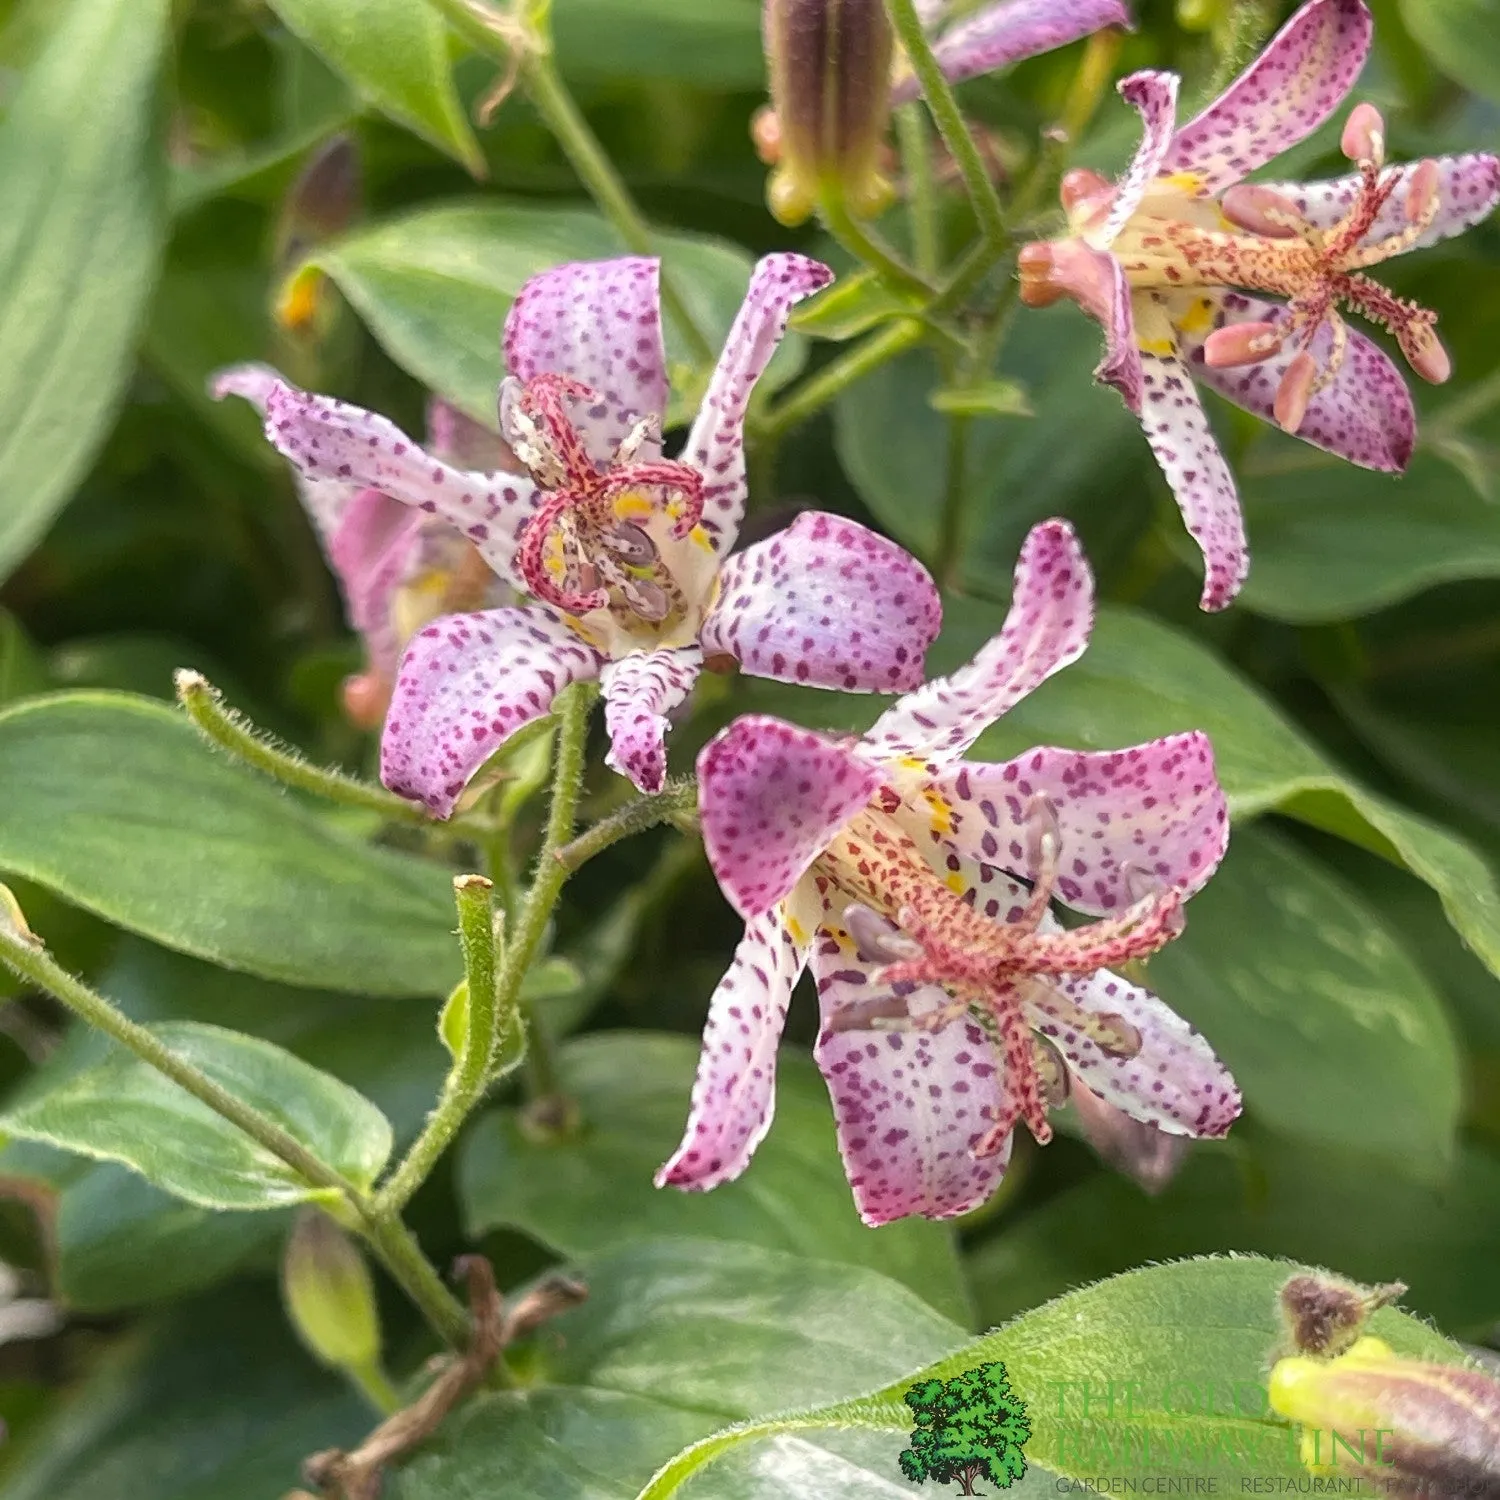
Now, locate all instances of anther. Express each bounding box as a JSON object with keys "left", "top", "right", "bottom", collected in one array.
[
  {"left": 1092, "top": 1012, "right": 1143, "bottom": 1060},
  {"left": 602, "top": 521, "right": 658, "bottom": 566},
  {"left": 1273, "top": 351, "right": 1318, "bottom": 434},
  {"left": 1404, "top": 158, "right": 1441, "bottom": 226},
  {"left": 843, "top": 902, "right": 924, "bottom": 964},
  {"left": 1340, "top": 102, "right": 1385, "bottom": 167},
  {"left": 621, "top": 578, "right": 671, "bottom": 622},
  {"left": 1031, "top": 1033, "right": 1070, "bottom": 1108},
  {"left": 825, "top": 991, "right": 912, "bottom": 1034},
  {"left": 1219, "top": 184, "right": 1307, "bottom": 240},
  {"left": 1399, "top": 321, "right": 1452, "bottom": 384},
  {"left": 1059, "top": 167, "right": 1113, "bottom": 230},
  {"left": 1203, "top": 320, "right": 1284, "bottom": 369}
]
